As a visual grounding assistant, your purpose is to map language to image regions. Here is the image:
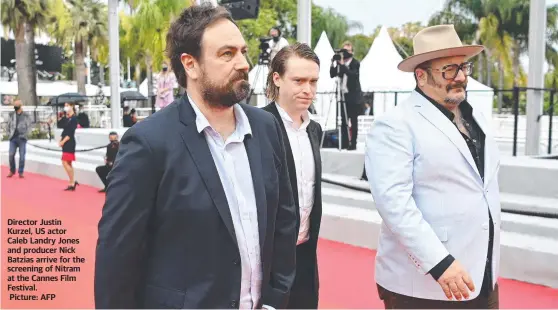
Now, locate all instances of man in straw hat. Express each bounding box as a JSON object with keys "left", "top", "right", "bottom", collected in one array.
[{"left": 364, "top": 25, "right": 500, "bottom": 308}]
